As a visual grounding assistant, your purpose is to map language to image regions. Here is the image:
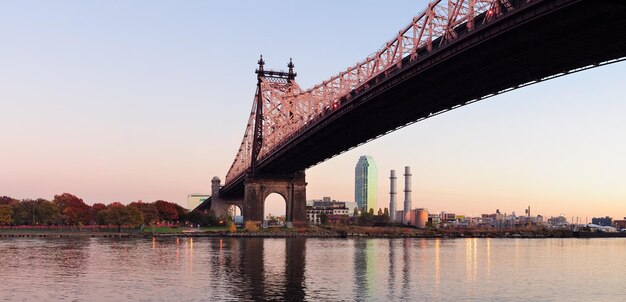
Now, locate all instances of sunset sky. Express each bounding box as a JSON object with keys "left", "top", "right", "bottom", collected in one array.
[{"left": 2, "top": 1, "right": 625, "bottom": 221}]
